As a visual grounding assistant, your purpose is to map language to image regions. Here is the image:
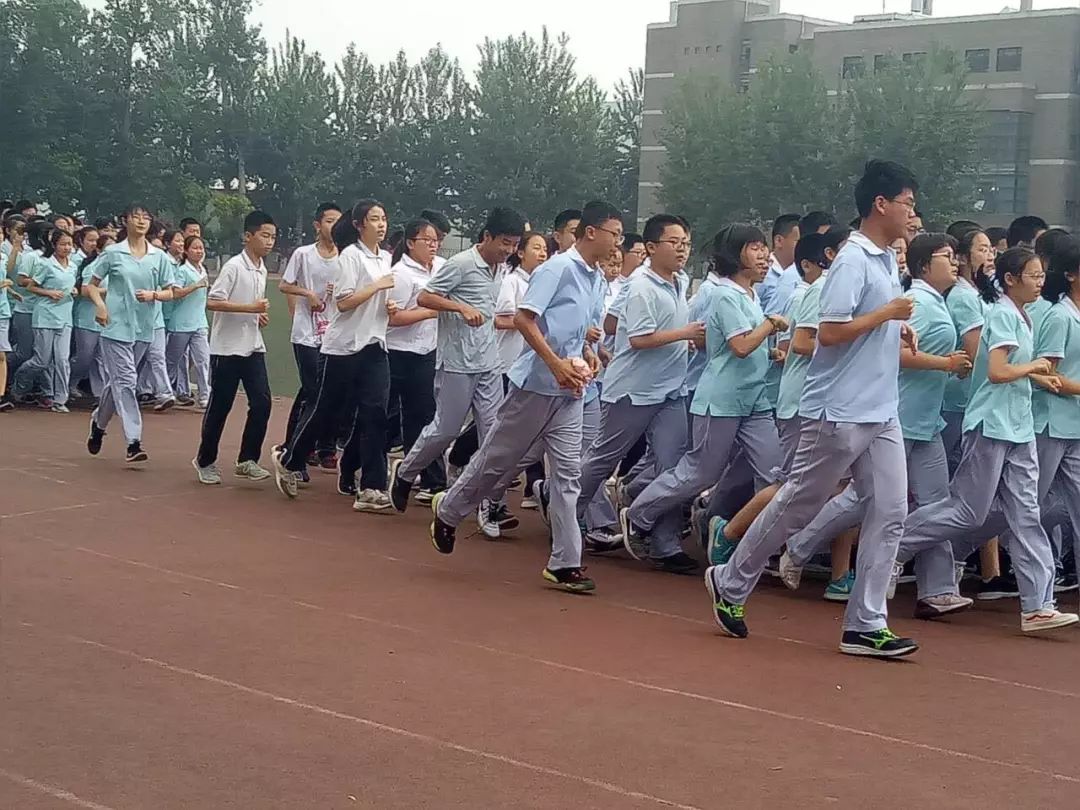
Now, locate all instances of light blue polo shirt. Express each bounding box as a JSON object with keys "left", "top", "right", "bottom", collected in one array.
[
  {"left": 29, "top": 254, "right": 77, "bottom": 329},
  {"left": 898, "top": 279, "right": 956, "bottom": 441},
  {"left": 767, "top": 263, "right": 800, "bottom": 317},
  {"left": 1026, "top": 296, "right": 1052, "bottom": 335},
  {"left": 1034, "top": 298, "right": 1080, "bottom": 439},
  {"left": 685, "top": 272, "right": 723, "bottom": 391},
  {"left": 12, "top": 249, "right": 42, "bottom": 315},
  {"left": 757, "top": 256, "right": 784, "bottom": 314},
  {"left": 776, "top": 275, "right": 824, "bottom": 421},
  {"left": 942, "top": 277, "right": 986, "bottom": 413},
  {"left": 425, "top": 246, "right": 502, "bottom": 374},
  {"left": 691, "top": 277, "right": 771, "bottom": 417},
  {"left": 964, "top": 297, "right": 1035, "bottom": 443},
  {"left": 799, "top": 231, "right": 902, "bottom": 423},
  {"left": 507, "top": 247, "right": 604, "bottom": 398},
  {"left": 166, "top": 262, "right": 209, "bottom": 333},
  {"left": 602, "top": 267, "right": 689, "bottom": 406},
  {"left": 73, "top": 262, "right": 106, "bottom": 332},
  {"left": 584, "top": 277, "right": 608, "bottom": 404},
  {"left": 92, "top": 240, "right": 174, "bottom": 344}
]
